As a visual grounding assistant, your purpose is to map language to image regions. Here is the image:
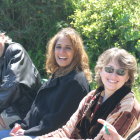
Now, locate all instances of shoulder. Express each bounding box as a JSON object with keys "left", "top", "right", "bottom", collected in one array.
[
  {"left": 73, "top": 71, "right": 86, "bottom": 78},
  {"left": 66, "top": 70, "right": 86, "bottom": 79},
  {"left": 119, "top": 92, "right": 137, "bottom": 110},
  {"left": 80, "top": 89, "right": 96, "bottom": 104},
  {"left": 116, "top": 92, "right": 140, "bottom": 119},
  {"left": 6, "top": 42, "right": 25, "bottom": 53},
  {"left": 70, "top": 70, "right": 88, "bottom": 83},
  {"left": 5, "top": 43, "right": 28, "bottom": 60},
  {"left": 120, "top": 92, "right": 134, "bottom": 105},
  {"left": 61, "top": 70, "right": 88, "bottom": 84}
]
